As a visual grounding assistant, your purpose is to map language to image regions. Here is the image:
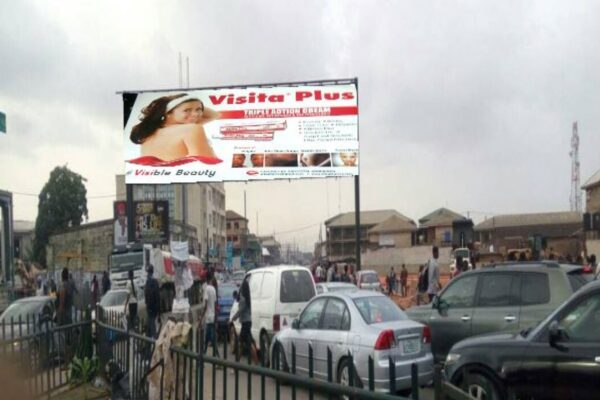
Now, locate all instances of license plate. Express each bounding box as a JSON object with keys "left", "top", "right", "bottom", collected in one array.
[{"left": 402, "top": 338, "right": 420, "bottom": 354}]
